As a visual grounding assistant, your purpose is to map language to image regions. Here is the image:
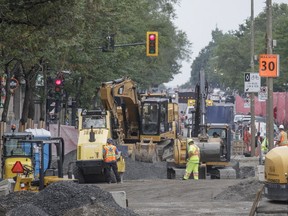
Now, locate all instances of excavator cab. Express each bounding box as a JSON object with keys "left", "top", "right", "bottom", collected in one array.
[
  {"left": 135, "top": 96, "right": 178, "bottom": 162},
  {"left": 141, "top": 100, "right": 167, "bottom": 136}
]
